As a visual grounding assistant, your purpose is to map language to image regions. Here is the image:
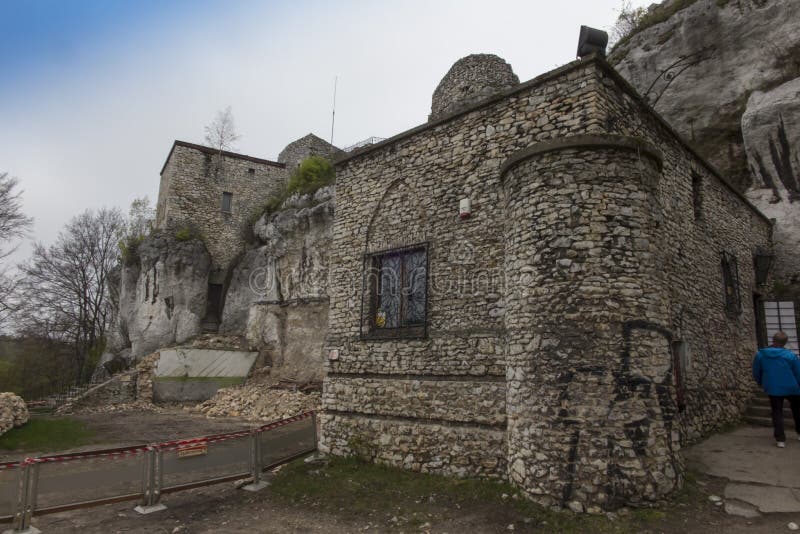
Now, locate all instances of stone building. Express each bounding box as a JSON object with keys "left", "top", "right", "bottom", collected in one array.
[
  {"left": 319, "top": 53, "right": 774, "bottom": 512},
  {"left": 154, "top": 134, "right": 336, "bottom": 329}
]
